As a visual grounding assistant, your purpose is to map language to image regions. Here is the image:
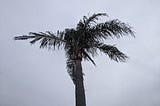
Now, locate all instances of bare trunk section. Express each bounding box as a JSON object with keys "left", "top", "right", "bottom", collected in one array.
[{"left": 75, "top": 59, "right": 86, "bottom": 106}]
